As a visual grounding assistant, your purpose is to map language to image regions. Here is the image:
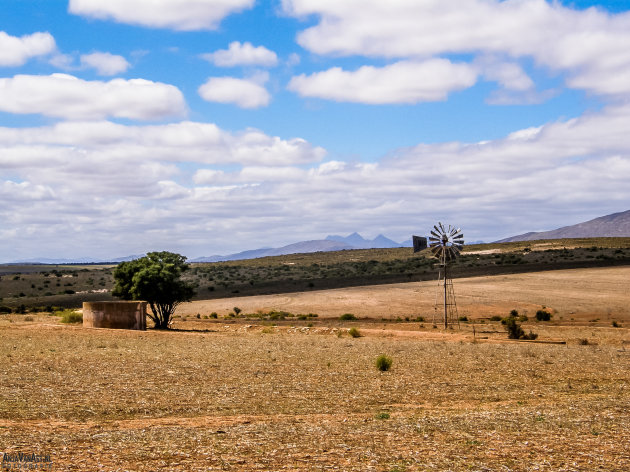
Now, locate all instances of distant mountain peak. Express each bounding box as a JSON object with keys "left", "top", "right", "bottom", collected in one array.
[
  {"left": 193, "top": 232, "right": 408, "bottom": 262},
  {"left": 496, "top": 209, "right": 630, "bottom": 242}
]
